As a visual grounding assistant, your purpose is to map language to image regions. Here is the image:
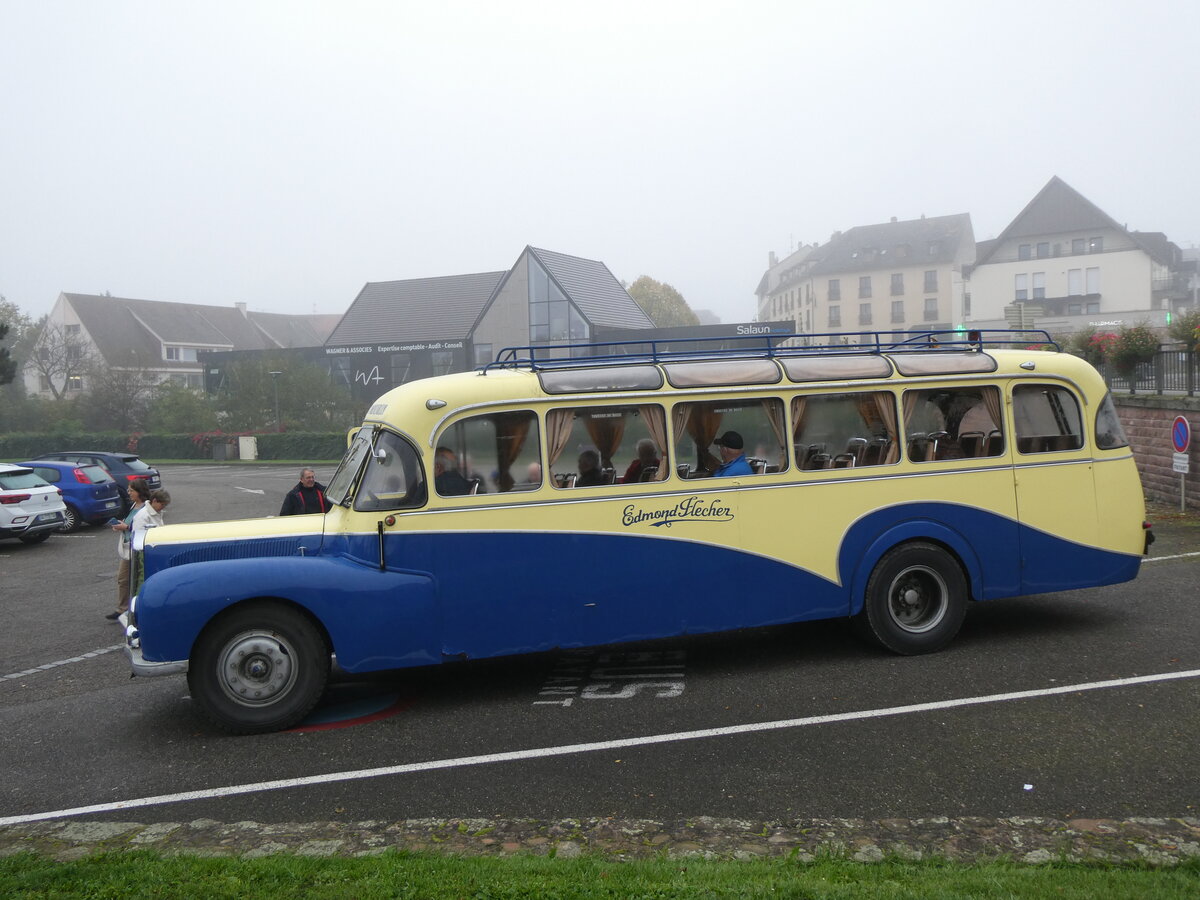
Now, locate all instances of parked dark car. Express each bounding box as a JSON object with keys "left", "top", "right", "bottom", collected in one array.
[
  {"left": 32, "top": 452, "right": 162, "bottom": 513},
  {"left": 19, "top": 460, "right": 124, "bottom": 532}
]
